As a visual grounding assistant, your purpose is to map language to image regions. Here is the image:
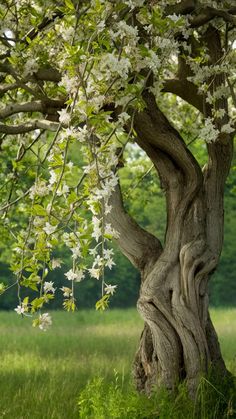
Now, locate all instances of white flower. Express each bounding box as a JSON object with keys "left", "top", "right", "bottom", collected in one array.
[
  {"left": 29, "top": 180, "right": 49, "bottom": 199},
  {"left": 144, "top": 50, "right": 161, "bottom": 72},
  {"left": 104, "top": 203, "right": 112, "bottom": 215},
  {"left": 221, "top": 123, "right": 235, "bottom": 134},
  {"left": 14, "top": 305, "right": 25, "bottom": 315},
  {"left": 74, "top": 269, "right": 85, "bottom": 282},
  {"left": 71, "top": 245, "right": 81, "bottom": 260},
  {"left": 88, "top": 268, "right": 100, "bottom": 280},
  {"left": 76, "top": 125, "right": 89, "bottom": 142},
  {"left": 89, "top": 247, "right": 97, "bottom": 257},
  {"left": 56, "top": 184, "right": 69, "bottom": 196},
  {"left": 60, "top": 286, "right": 72, "bottom": 297},
  {"left": 125, "top": 0, "right": 144, "bottom": 9},
  {"left": 23, "top": 58, "right": 39, "bottom": 77},
  {"left": 92, "top": 216, "right": 102, "bottom": 242},
  {"left": 58, "top": 109, "right": 71, "bottom": 125},
  {"left": 200, "top": 118, "right": 220, "bottom": 143},
  {"left": 105, "top": 223, "right": 120, "bottom": 239},
  {"left": 104, "top": 284, "right": 117, "bottom": 295},
  {"left": 49, "top": 170, "right": 57, "bottom": 185},
  {"left": 118, "top": 112, "right": 130, "bottom": 126},
  {"left": 59, "top": 74, "right": 78, "bottom": 94},
  {"left": 43, "top": 281, "right": 56, "bottom": 294},
  {"left": 101, "top": 54, "right": 131, "bottom": 79},
  {"left": 167, "top": 14, "right": 181, "bottom": 23},
  {"left": 38, "top": 313, "right": 52, "bottom": 331},
  {"left": 51, "top": 258, "right": 62, "bottom": 269},
  {"left": 43, "top": 222, "right": 57, "bottom": 235},
  {"left": 65, "top": 269, "right": 78, "bottom": 281},
  {"left": 105, "top": 258, "right": 115, "bottom": 269}
]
